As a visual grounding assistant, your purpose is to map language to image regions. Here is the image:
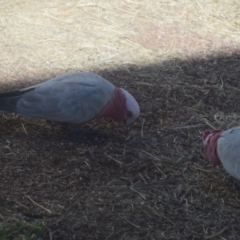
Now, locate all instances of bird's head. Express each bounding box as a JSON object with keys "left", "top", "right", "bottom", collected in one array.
[
  {"left": 203, "top": 129, "right": 223, "bottom": 165},
  {"left": 97, "top": 87, "right": 140, "bottom": 125},
  {"left": 203, "top": 130, "right": 214, "bottom": 148},
  {"left": 120, "top": 88, "right": 140, "bottom": 125}
]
